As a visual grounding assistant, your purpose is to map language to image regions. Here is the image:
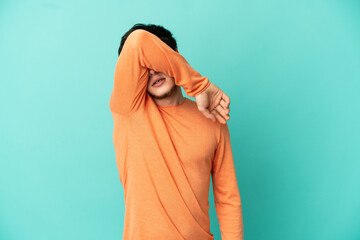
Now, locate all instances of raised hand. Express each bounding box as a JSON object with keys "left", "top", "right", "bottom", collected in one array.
[{"left": 194, "top": 82, "right": 230, "bottom": 124}]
